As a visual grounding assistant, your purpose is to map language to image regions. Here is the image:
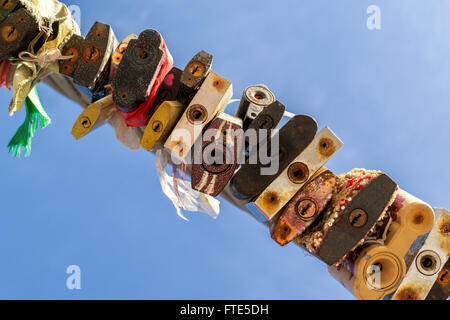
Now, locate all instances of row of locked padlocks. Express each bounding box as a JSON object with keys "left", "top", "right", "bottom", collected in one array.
[{"left": 1, "top": 1, "right": 448, "bottom": 300}]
